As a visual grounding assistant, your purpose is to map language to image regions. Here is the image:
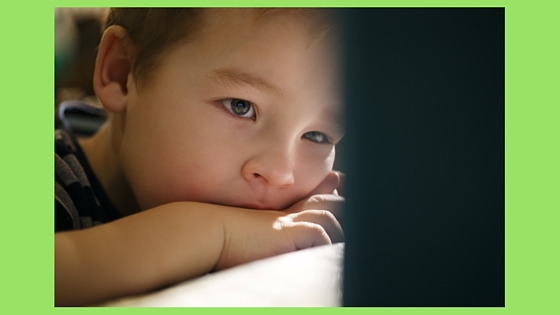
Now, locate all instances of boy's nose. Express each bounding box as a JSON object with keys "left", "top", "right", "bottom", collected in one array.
[{"left": 241, "top": 148, "right": 295, "bottom": 188}]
